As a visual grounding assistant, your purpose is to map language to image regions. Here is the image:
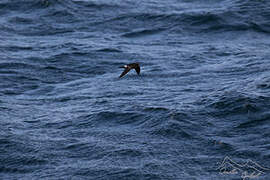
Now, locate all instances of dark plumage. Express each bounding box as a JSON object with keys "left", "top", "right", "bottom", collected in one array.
[{"left": 119, "top": 63, "right": 140, "bottom": 78}]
